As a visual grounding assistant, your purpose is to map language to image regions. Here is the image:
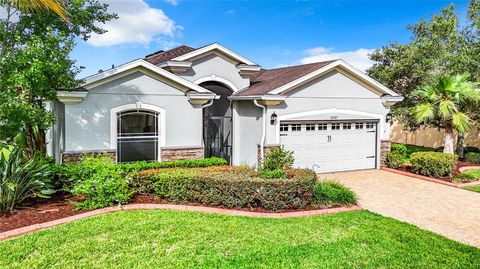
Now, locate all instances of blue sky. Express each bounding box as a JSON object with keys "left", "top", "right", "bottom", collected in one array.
[{"left": 72, "top": 0, "right": 470, "bottom": 77}]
